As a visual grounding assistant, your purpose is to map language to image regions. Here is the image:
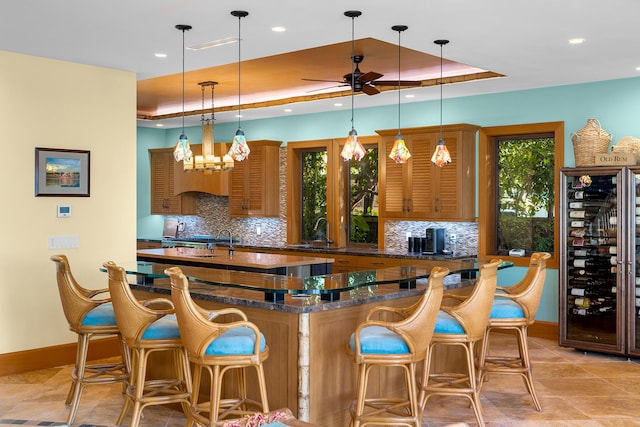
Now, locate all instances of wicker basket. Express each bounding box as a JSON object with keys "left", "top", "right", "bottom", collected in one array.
[
  {"left": 610, "top": 136, "right": 640, "bottom": 165},
  {"left": 571, "top": 118, "right": 612, "bottom": 166}
]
